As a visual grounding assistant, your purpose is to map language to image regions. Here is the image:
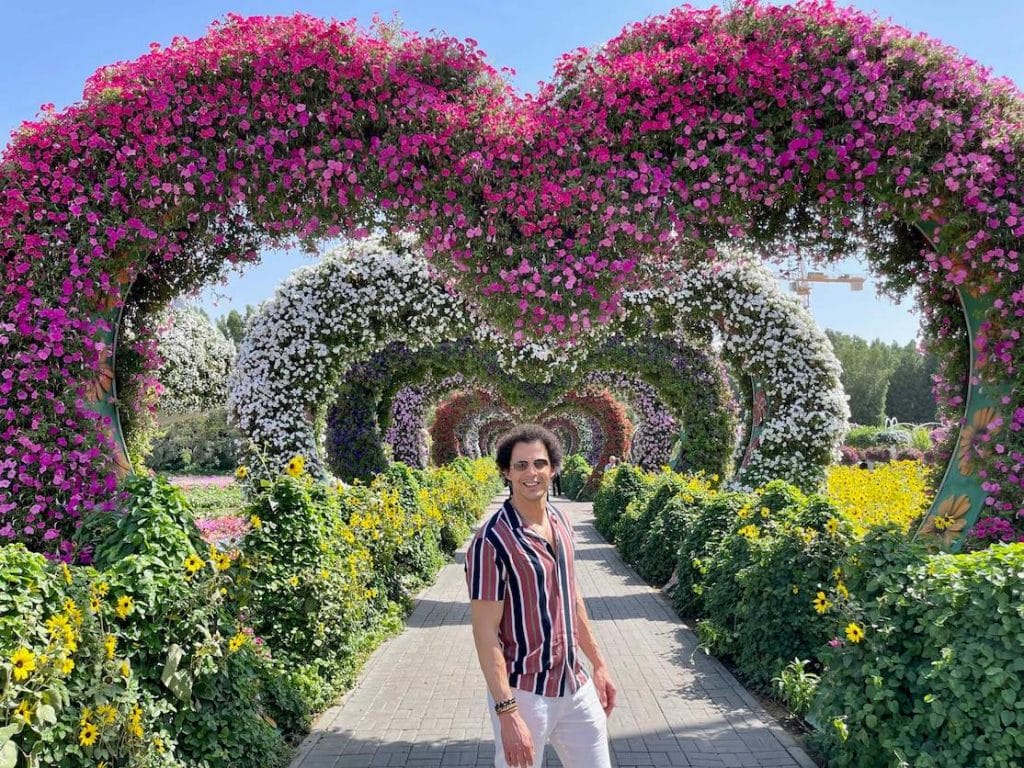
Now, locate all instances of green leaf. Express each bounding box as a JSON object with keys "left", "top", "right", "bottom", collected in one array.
[
  {"left": 36, "top": 704, "right": 56, "bottom": 726},
  {"left": 0, "top": 741, "right": 16, "bottom": 768}
]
